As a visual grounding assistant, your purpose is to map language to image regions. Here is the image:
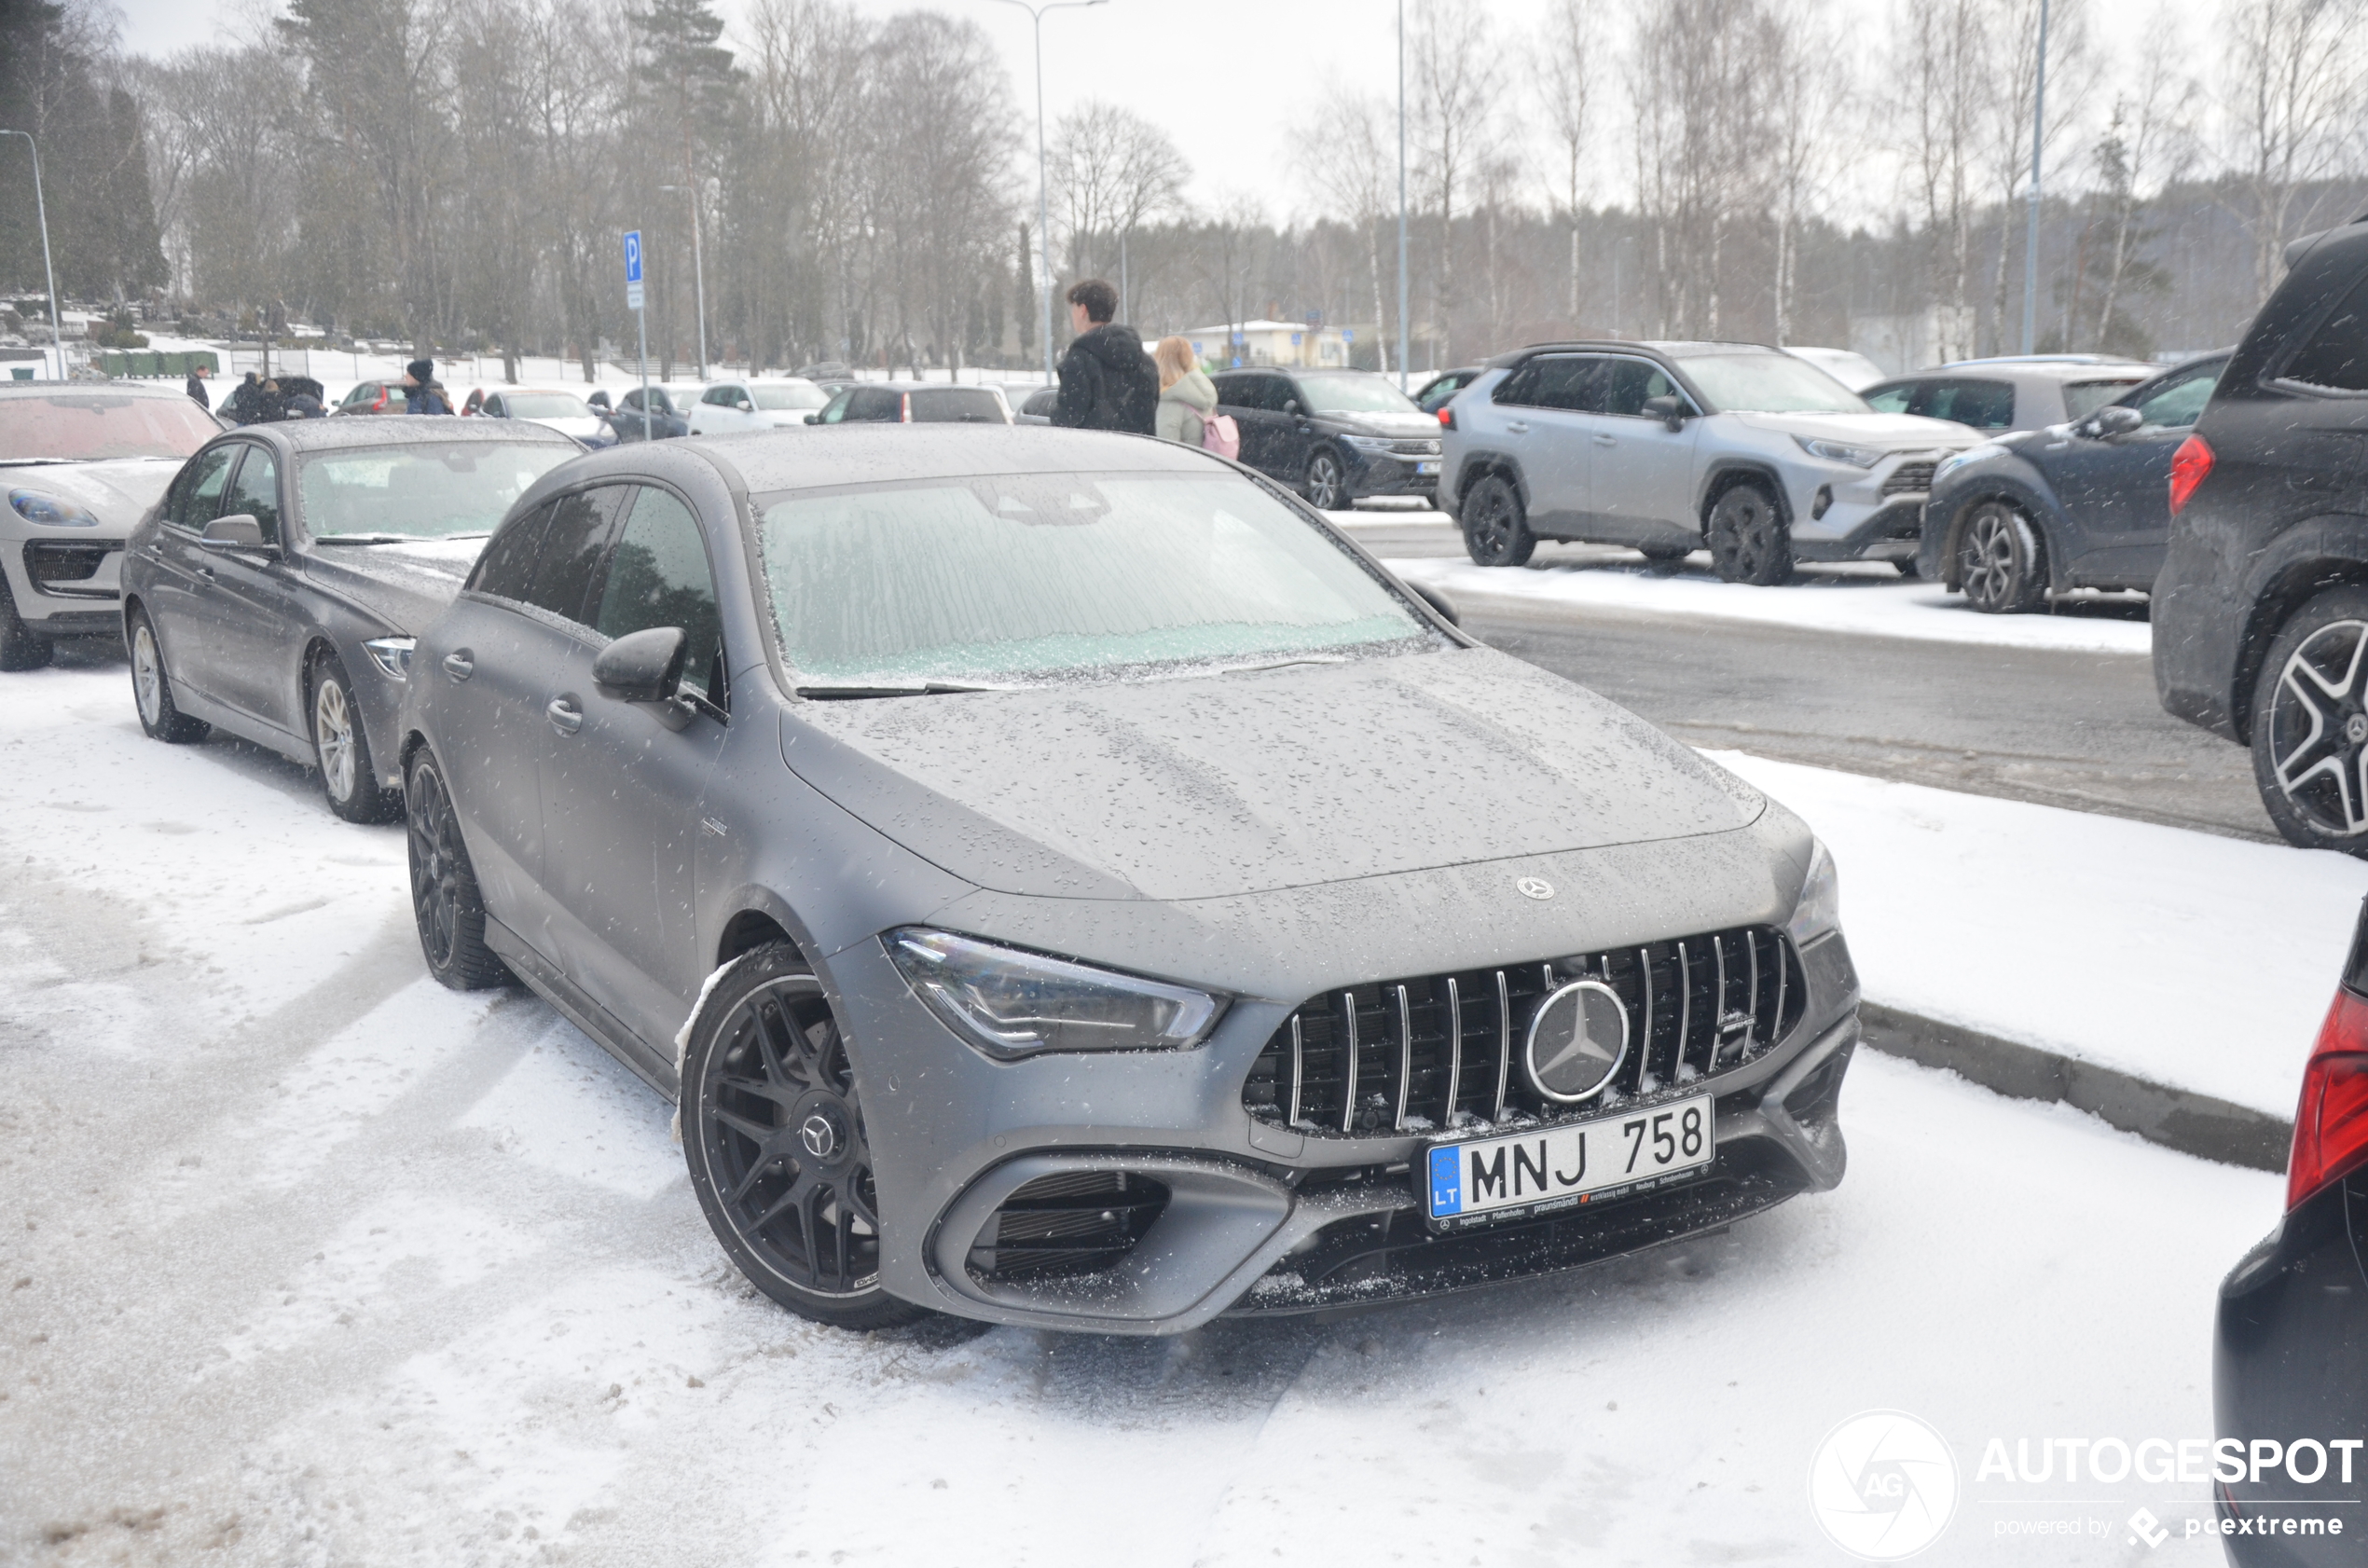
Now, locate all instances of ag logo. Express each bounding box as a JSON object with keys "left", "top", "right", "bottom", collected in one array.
[
  {"left": 1807, "top": 1410, "right": 1958, "bottom": 1561},
  {"left": 1514, "top": 875, "right": 1554, "bottom": 901}
]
